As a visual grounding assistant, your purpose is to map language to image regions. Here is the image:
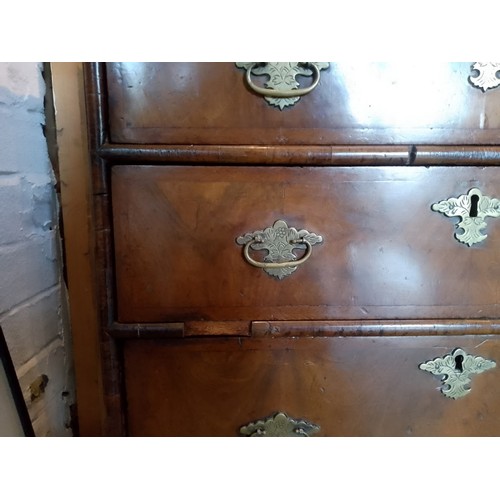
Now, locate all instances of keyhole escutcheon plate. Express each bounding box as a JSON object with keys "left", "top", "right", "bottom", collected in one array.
[
  {"left": 419, "top": 348, "right": 496, "bottom": 399},
  {"left": 431, "top": 187, "right": 500, "bottom": 246}
]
